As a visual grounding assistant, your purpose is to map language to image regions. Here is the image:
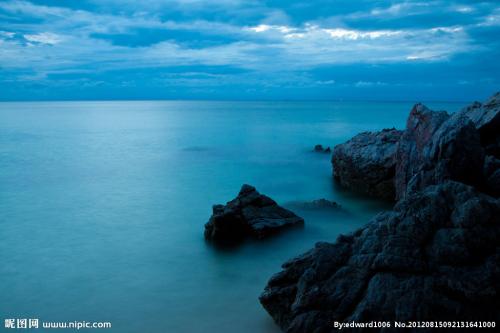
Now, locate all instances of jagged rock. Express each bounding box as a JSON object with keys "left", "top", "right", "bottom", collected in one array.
[
  {"left": 394, "top": 104, "right": 449, "bottom": 200},
  {"left": 333, "top": 93, "right": 498, "bottom": 201},
  {"left": 314, "top": 144, "right": 331, "bottom": 153},
  {"left": 260, "top": 92, "right": 500, "bottom": 332},
  {"left": 314, "top": 144, "right": 324, "bottom": 152},
  {"left": 394, "top": 102, "right": 485, "bottom": 199},
  {"left": 289, "top": 199, "right": 341, "bottom": 210},
  {"left": 204, "top": 185, "right": 304, "bottom": 242},
  {"left": 457, "top": 92, "right": 500, "bottom": 147},
  {"left": 260, "top": 182, "right": 500, "bottom": 332},
  {"left": 332, "top": 128, "right": 403, "bottom": 201},
  {"left": 404, "top": 112, "right": 485, "bottom": 197}
]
